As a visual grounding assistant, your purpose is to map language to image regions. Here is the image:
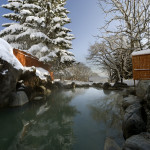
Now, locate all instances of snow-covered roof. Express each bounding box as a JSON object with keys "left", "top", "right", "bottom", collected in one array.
[
  {"left": 132, "top": 49, "right": 150, "bottom": 56},
  {"left": 0, "top": 38, "right": 23, "bottom": 70}
]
